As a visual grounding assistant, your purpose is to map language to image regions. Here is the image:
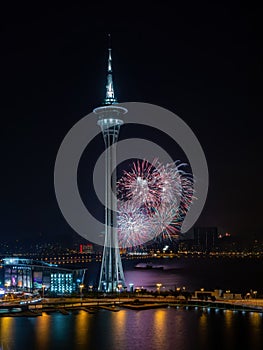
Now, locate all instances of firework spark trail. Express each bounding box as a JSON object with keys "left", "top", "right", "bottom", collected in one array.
[
  {"left": 117, "top": 158, "right": 162, "bottom": 209},
  {"left": 117, "top": 200, "right": 154, "bottom": 247},
  {"left": 154, "top": 162, "right": 184, "bottom": 207},
  {"left": 149, "top": 204, "right": 181, "bottom": 240},
  {"left": 117, "top": 159, "right": 195, "bottom": 247}
]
